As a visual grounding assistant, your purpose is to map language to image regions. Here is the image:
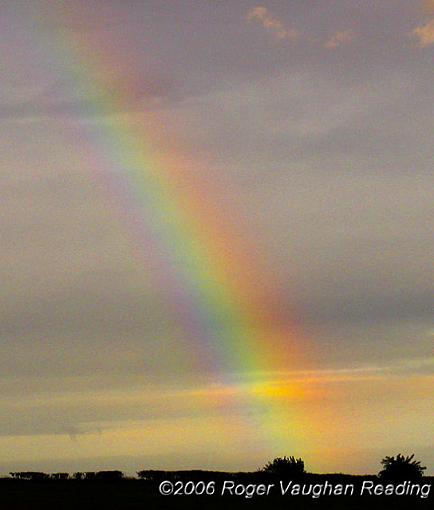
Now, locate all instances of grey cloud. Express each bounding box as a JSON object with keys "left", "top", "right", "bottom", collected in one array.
[
  {"left": 168, "top": 67, "right": 433, "bottom": 171},
  {"left": 1, "top": 1, "right": 430, "bottom": 122},
  {"left": 161, "top": 68, "right": 433, "bottom": 338},
  {"left": 0, "top": 78, "right": 177, "bottom": 120}
]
